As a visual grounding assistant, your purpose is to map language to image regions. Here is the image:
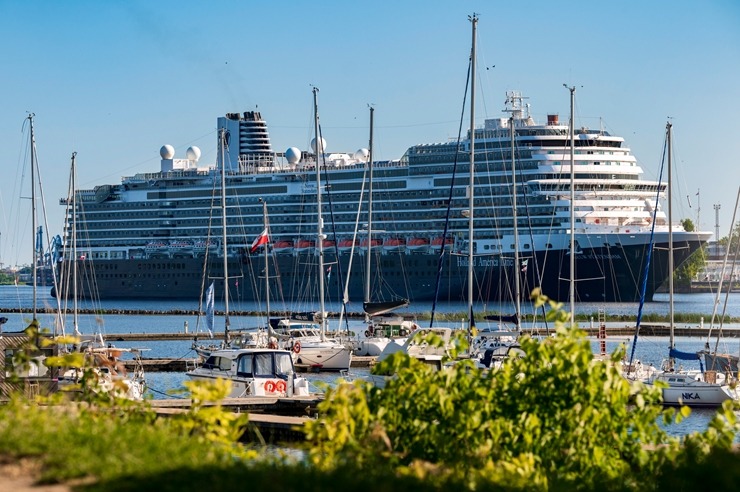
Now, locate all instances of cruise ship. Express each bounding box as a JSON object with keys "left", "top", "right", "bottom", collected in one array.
[{"left": 54, "top": 92, "right": 711, "bottom": 304}]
